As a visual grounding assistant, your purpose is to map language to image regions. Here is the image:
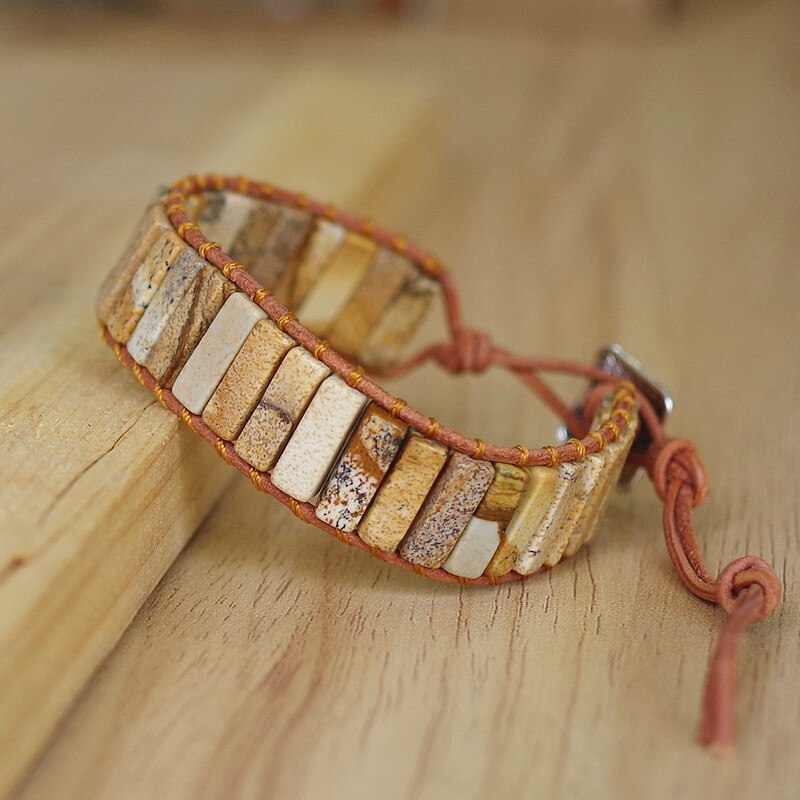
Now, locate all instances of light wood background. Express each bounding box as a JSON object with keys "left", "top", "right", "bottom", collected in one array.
[{"left": 2, "top": 2, "right": 799, "bottom": 799}]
